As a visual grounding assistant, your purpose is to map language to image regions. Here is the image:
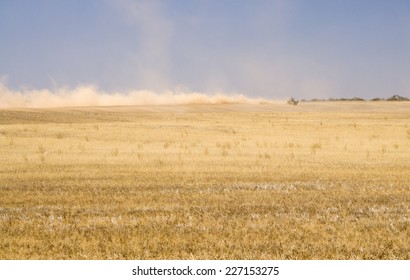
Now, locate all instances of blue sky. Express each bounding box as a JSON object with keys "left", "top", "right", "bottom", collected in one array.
[{"left": 1, "top": 0, "right": 409, "bottom": 99}]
